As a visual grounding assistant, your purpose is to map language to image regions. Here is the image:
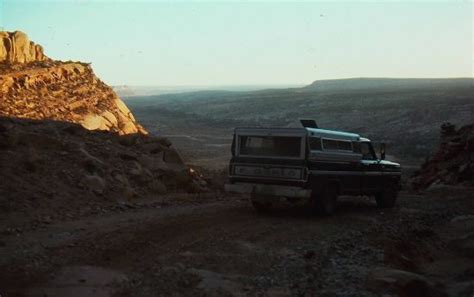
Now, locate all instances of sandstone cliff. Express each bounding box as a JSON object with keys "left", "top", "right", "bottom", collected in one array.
[
  {"left": 0, "top": 31, "right": 147, "bottom": 135},
  {"left": 0, "top": 31, "right": 47, "bottom": 63}
]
